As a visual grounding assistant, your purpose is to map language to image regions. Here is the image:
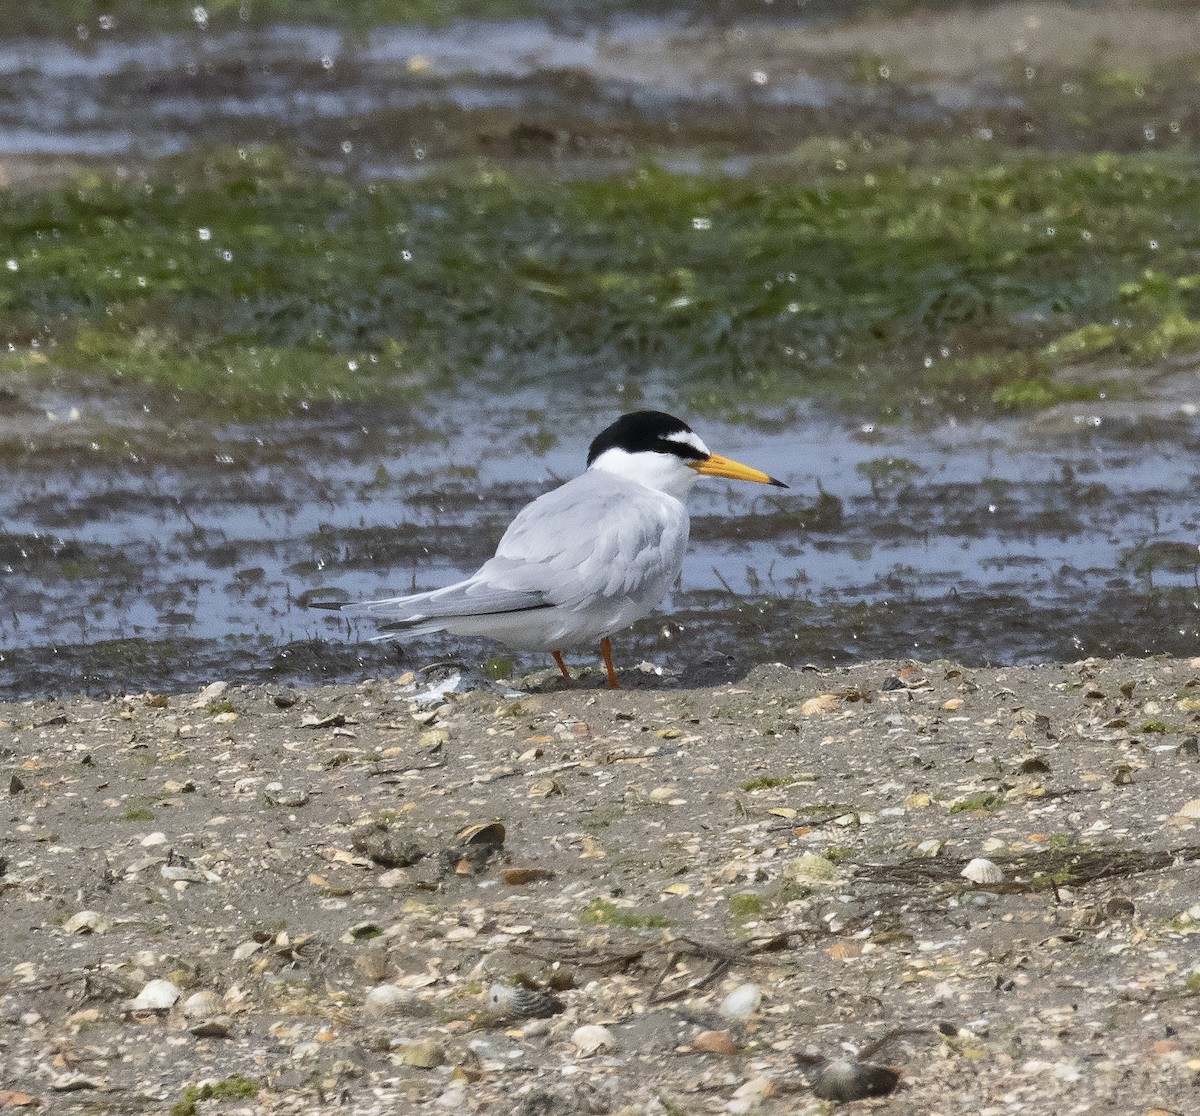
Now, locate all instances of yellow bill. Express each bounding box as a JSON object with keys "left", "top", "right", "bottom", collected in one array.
[{"left": 691, "top": 453, "right": 788, "bottom": 488}]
